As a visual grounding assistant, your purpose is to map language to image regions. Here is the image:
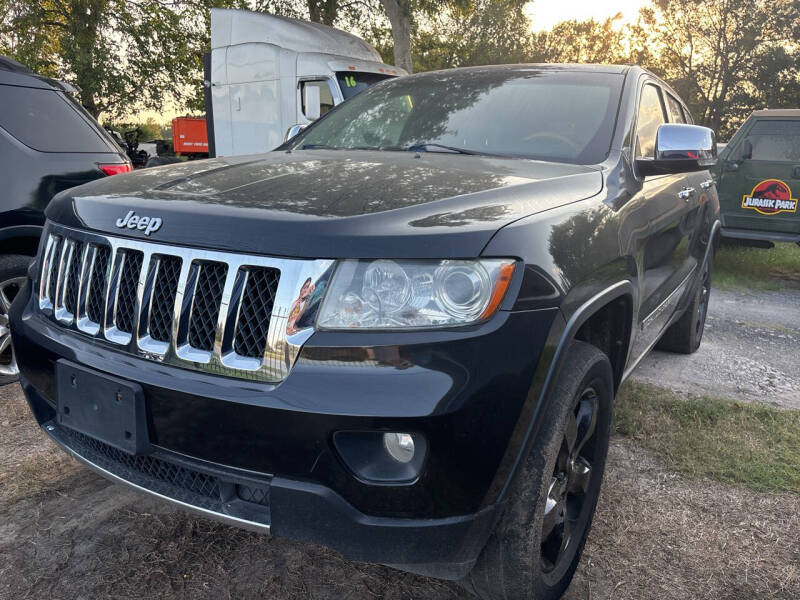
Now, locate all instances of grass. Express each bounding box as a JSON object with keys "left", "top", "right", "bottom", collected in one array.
[
  {"left": 614, "top": 381, "right": 800, "bottom": 495},
  {"left": 713, "top": 241, "right": 800, "bottom": 290}
]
